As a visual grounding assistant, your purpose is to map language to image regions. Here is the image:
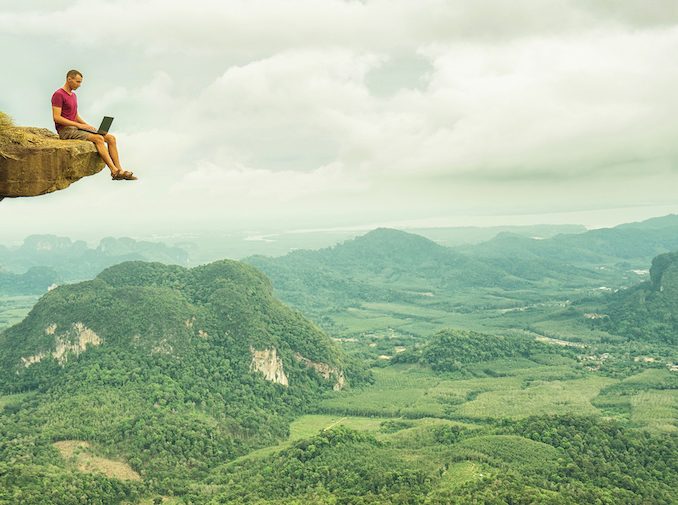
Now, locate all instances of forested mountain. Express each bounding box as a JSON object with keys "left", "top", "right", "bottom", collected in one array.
[
  {"left": 458, "top": 214, "right": 678, "bottom": 266},
  {"left": 602, "top": 251, "right": 678, "bottom": 345},
  {"left": 243, "top": 215, "right": 678, "bottom": 319},
  {"left": 2, "top": 220, "right": 677, "bottom": 504},
  {"left": 391, "top": 328, "right": 570, "bottom": 373},
  {"left": 246, "top": 228, "right": 603, "bottom": 315},
  {"left": 0, "top": 260, "right": 357, "bottom": 498},
  {"left": 0, "top": 235, "right": 189, "bottom": 284},
  {"left": 194, "top": 418, "right": 676, "bottom": 505},
  {"left": 0, "top": 266, "right": 60, "bottom": 295},
  {"left": 409, "top": 223, "right": 586, "bottom": 246}
]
